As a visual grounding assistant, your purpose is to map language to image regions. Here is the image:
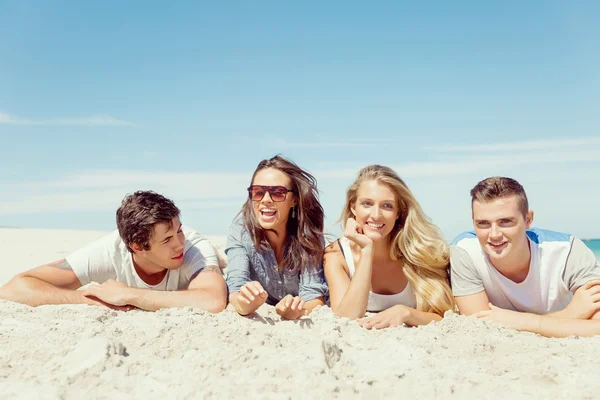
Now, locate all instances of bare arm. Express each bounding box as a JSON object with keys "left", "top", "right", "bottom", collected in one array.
[
  {"left": 533, "top": 316, "right": 600, "bottom": 337},
  {"left": 403, "top": 307, "right": 443, "bottom": 326},
  {"left": 475, "top": 304, "right": 600, "bottom": 338},
  {"left": 84, "top": 266, "right": 228, "bottom": 313},
  {"left": 455, "top": 291, "right": 491, "bottom": 316},
  {"left": 0, "top": 260, "right": 94, "bottom": 306},
  {"left": 304, "top": 297, "right": 325, "bottom": 313},
  {"left": 324, "top": 242, "right": 373, "bottom": 319},
  {"left": 359, "top": 304, "right": 442, "bottom": 329}
]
